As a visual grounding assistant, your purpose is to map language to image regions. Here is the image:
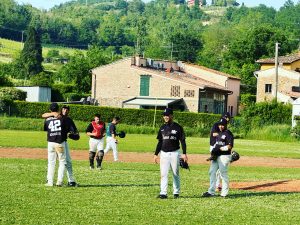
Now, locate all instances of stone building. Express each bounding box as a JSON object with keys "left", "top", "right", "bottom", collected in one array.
[
  {"left": 91, "top": 56, "right": 240, "bottom": 115},
  {"left": 255, "top": 52, "right": 300, "bottom": 103}
]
